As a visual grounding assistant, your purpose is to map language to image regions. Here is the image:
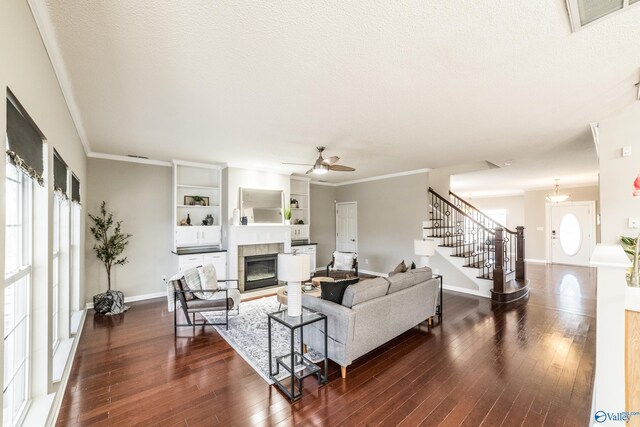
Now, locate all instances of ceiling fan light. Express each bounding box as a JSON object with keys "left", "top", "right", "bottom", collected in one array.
[{"left": 312, "top": 164, "right": 329, "bottom": 175}]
